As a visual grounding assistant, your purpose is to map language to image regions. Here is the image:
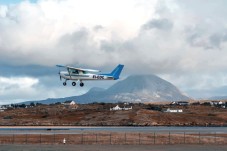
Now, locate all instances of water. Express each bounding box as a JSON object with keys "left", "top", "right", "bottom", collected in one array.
[{"left": 0, "top": 126, "right": 227, "bottom": 134}]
